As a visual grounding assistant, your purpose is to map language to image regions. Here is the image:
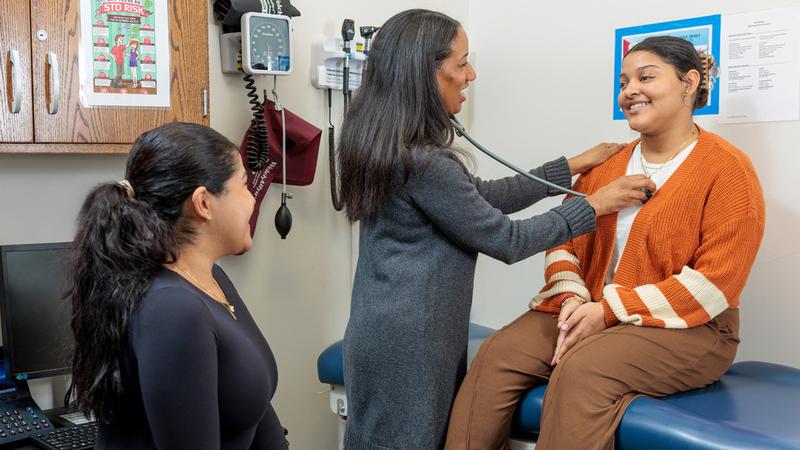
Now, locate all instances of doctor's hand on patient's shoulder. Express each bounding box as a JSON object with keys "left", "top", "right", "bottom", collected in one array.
[
  {"left": 586, "top": 175, "right": 656, "bottom": 216},
  {"left": 567, "top": 143, "right": 625, "bottom": 176},
  {"left": 551, "top": 302, "right": 607, "bottom": 366}
]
